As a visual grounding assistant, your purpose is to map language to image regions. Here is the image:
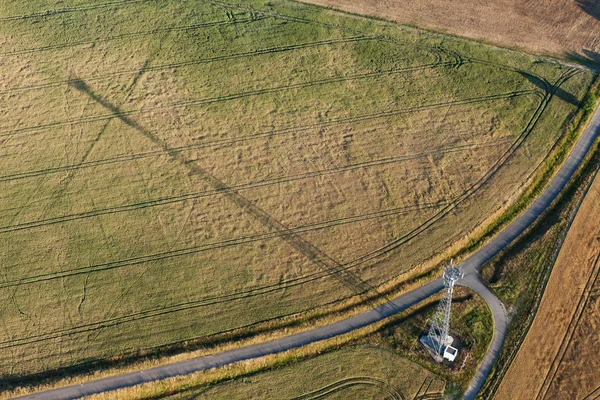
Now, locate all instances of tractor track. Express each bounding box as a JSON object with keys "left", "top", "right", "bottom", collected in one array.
[
  {"left": 290, "top": 376, "right": 404, "bottom": 400},
  {"left": 0, "top": 0, "right": 149, "bottom": 22},
  {"left": 0, "top": 35, "right": 382, "bottom": 95},
  {"left": 0, "top": 60, "right": 460, "bottom": 138},
  {"left": 534, "top": 251, "right": 600, "bottom": 400},
  {"left": 583, "top": 385, "right": 600, "bottom": 400},
  {"left": 0, "top": 16, "right": 266, "bottom": 57},
  {"left": 0, "top": 138, "right": 511, "bottom": 233},
  {"left": 0, "top": 90, "right": 531, "bottom": 184}
]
